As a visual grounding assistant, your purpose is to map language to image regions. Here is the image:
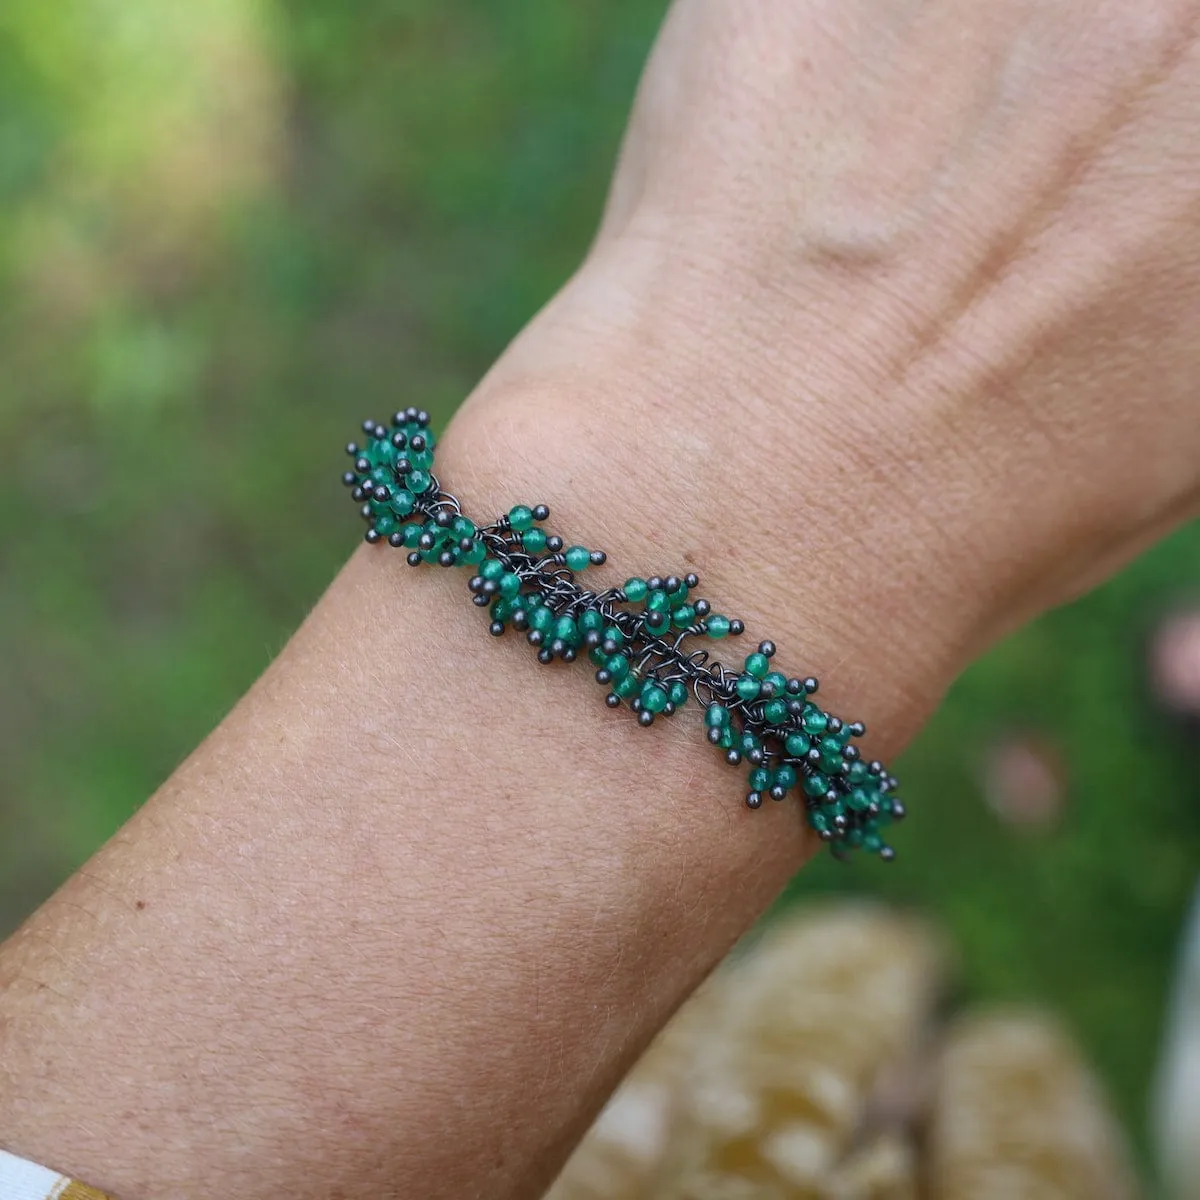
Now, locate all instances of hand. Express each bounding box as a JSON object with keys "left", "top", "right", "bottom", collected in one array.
[{"left": 447, "top": 0, "right": 1200, "bottom": 748}]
